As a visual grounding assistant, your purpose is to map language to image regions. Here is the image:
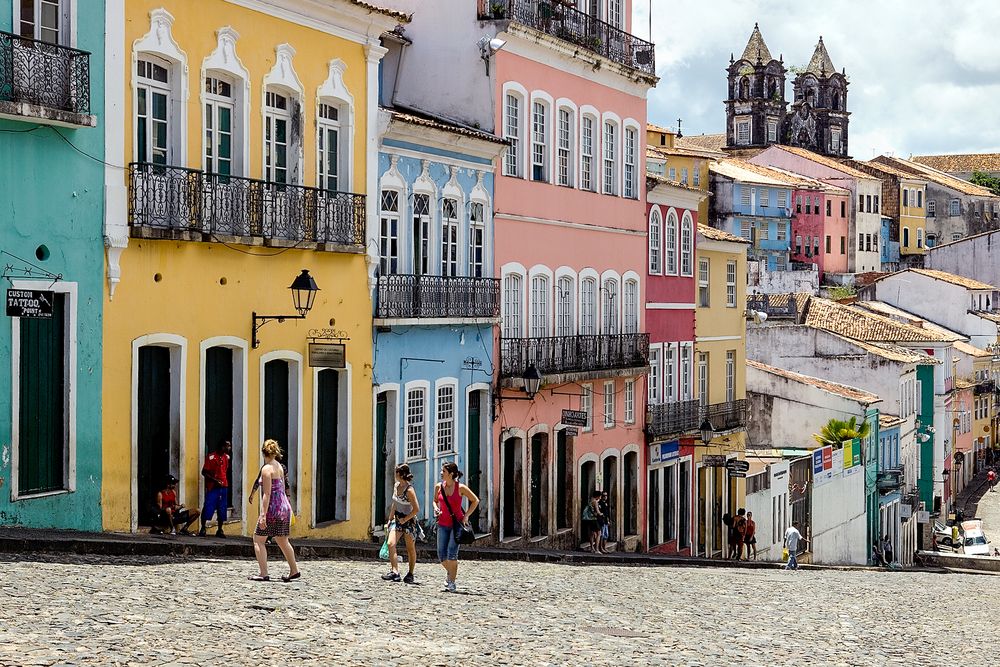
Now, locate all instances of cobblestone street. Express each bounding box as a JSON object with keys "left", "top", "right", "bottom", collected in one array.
[{"left": 0, "top": 552, "right": 995, "bottom": 666}]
